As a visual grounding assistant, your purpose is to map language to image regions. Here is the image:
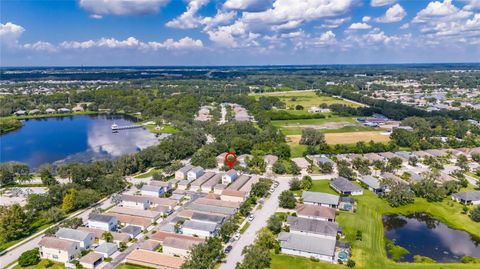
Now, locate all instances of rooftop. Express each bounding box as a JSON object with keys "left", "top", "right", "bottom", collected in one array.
[
  {"left": 182, "top": 220, "right": 218, "bottom": 232},
  {"left": 287, "top": 216, "right": 339, "bottom": 237},
  {"left": 295, "top": 204, "right": 336, "bottom": 220},
  {"left": 330, "top": 177, "right": 363, "bottom": 193},
  {"left": 163, "top": 236, "right": 202, "bottom": 250},
  {"left": 278, "top": 232, "right": 336, "bottom": 257},
  {"left": 126, "top": 250, "right": 184, "bottom": 269},
  {"left": 79, "top": 252, "right": 103, "bottom": 265},
  {"left": 302, "top": 191, "right": 339, "bottom": 205},
  {"left": 39, "top": 237, "right": 78, "bottom": 251},
  {"left": 453, "top": 191, "right": 480, "bottom": 201},
  {"left": 89, "top": 214, "right": 116, "bottom": 223},
  {"left": 56, "top": 228, "right": 94, "bottom": 242}
]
